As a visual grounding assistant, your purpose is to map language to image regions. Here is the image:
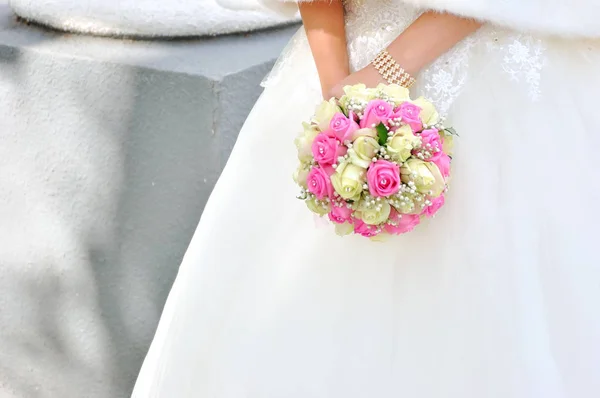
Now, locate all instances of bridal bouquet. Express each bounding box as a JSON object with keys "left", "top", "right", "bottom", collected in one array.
[{"left": 293, "top": 83, "right": 456, "bottom": 239}]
